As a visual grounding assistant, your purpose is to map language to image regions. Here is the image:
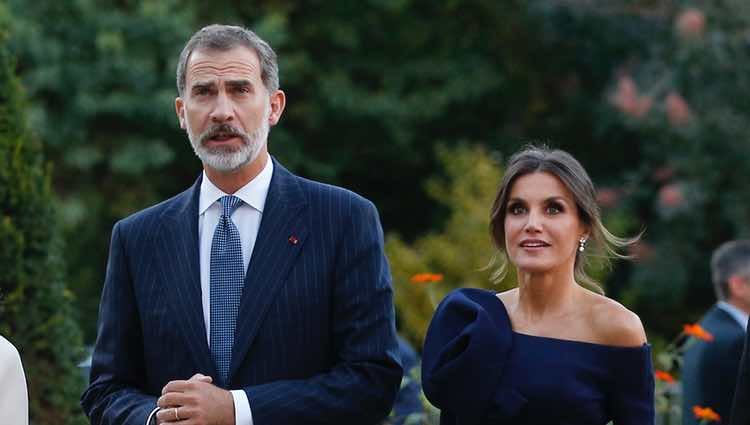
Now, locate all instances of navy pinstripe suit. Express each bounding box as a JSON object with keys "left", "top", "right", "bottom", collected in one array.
[{"left": 81, "top": 158, "right": 403, "bottom": 424}]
